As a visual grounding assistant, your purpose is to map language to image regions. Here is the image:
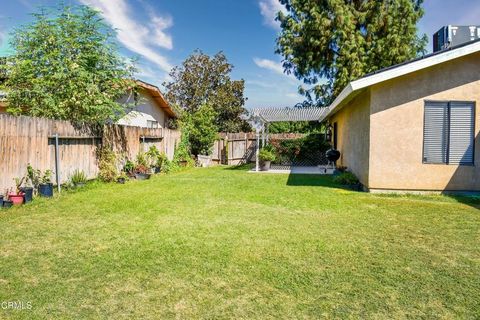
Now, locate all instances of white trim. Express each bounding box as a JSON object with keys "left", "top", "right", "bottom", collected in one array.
[{"left": 325, "top": 40, "right": 480, "bottom": 118}]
